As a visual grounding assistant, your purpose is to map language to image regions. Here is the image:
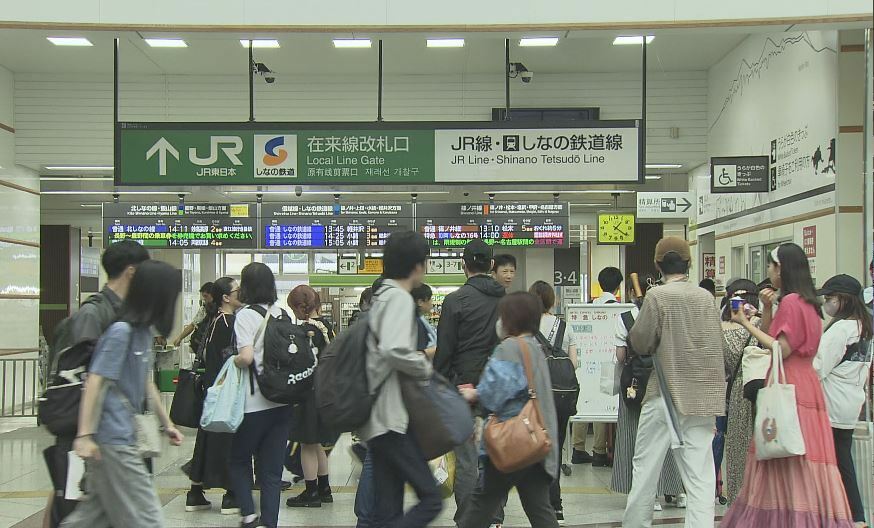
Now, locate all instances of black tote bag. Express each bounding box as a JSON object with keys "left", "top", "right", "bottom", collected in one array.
[{"left": 169, "top": 368, "right": 204, "bottom": 429}]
